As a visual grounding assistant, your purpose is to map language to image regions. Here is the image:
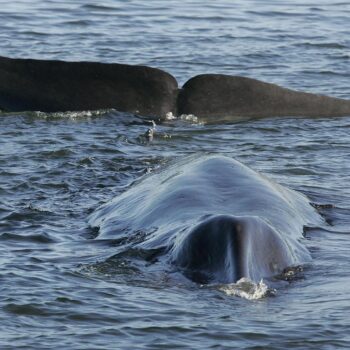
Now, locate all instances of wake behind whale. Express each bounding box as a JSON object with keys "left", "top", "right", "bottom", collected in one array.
[{"left": 89, "top": 155, "right": 322, "bottom": 285}]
